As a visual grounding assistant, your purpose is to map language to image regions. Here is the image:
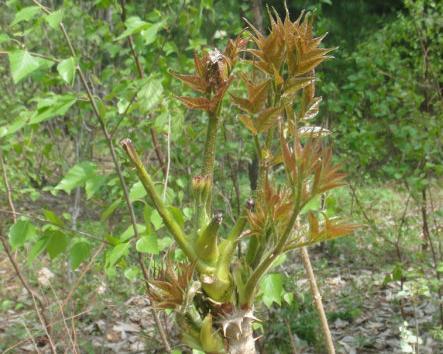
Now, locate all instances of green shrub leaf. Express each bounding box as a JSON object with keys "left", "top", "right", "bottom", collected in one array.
[
  {"left": 46, "top": 230, "right": 69, "bottom": 259},
  {"left": 57, "top": 57, "right": 76, "bottom": 85},
  {"left": 70, "top": 241, "right": 91, "bottom": 270},
  {"left": 9, "top": 220, "right": 36, "bottom": 250},
  {"left": 260, "top": 273, "right": 284, "bottom": 307},
  {"left": 8, "top": 50, "right": 42, "bottom": 83},
  {"left": 136, "top": 234, "right": 159, "bottom": 254},
  {"left": 11, "top": 6, "right": 40, "bottom": 26}
]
